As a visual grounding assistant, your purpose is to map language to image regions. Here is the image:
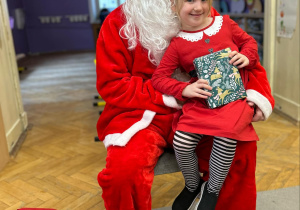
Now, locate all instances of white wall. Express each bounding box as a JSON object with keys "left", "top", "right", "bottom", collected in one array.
[
  {"left": 273, "top": 3, "right": 299, "bottom": 121},
  {"left": 0, "top": 0, "right": 27, "bottom": 152},
  {"left": 264, "top": 1, "right": 300, "bottom": 121}
]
